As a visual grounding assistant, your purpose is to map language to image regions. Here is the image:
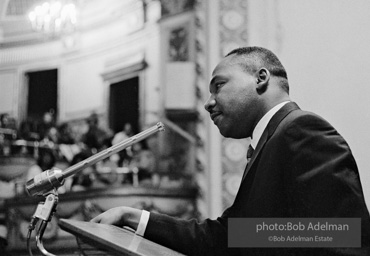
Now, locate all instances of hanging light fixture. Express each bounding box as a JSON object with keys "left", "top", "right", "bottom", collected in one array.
[{"left": 28, "top": 0, "right": 77, "bottom": 36}]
